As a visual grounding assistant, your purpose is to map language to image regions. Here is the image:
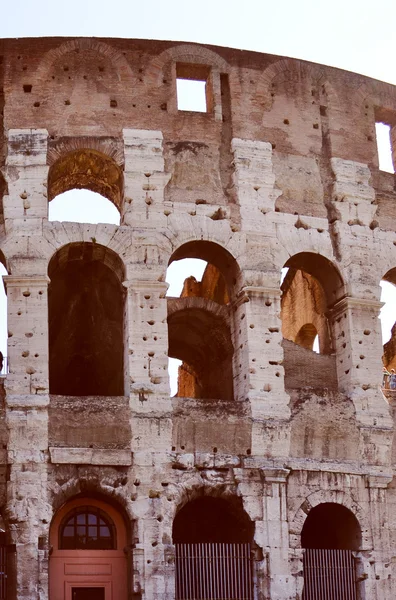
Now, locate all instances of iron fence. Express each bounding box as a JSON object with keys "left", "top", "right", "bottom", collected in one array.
[
  {"left": 175, "top": 542, "right": 253, "bottom": 600},
  {"left": 303, "top": 548, "right": 357, "bottom": 600}
]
